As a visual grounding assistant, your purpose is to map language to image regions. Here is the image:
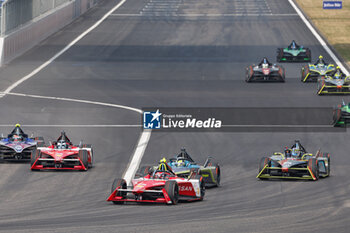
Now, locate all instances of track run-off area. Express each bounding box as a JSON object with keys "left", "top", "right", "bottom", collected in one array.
[{"left": 0, "top": 0, "right": 349, "bottom": 232}]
